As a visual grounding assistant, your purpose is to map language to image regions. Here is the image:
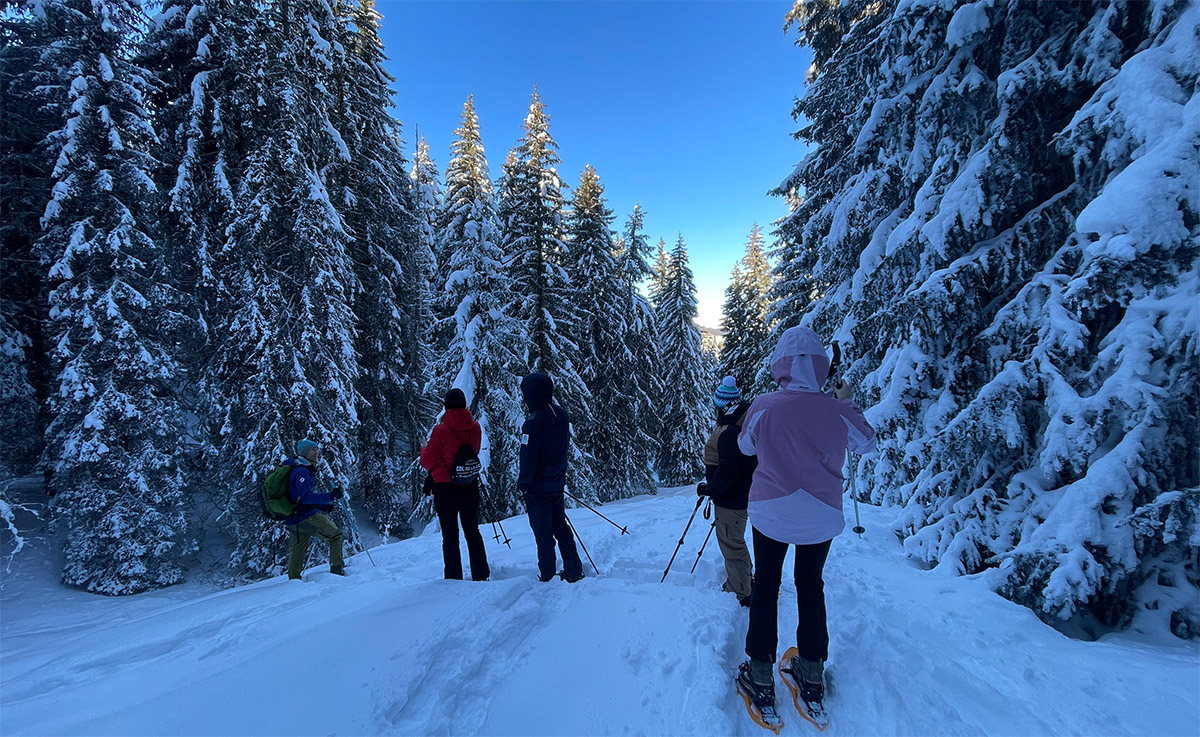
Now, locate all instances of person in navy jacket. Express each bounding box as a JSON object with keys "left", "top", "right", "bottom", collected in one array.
[
  {"left": 284, "top": 439, "right": 345, "bottom": 579},
  {"left": 519, "top": 372, "right": 583, "bottom": 583}
]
